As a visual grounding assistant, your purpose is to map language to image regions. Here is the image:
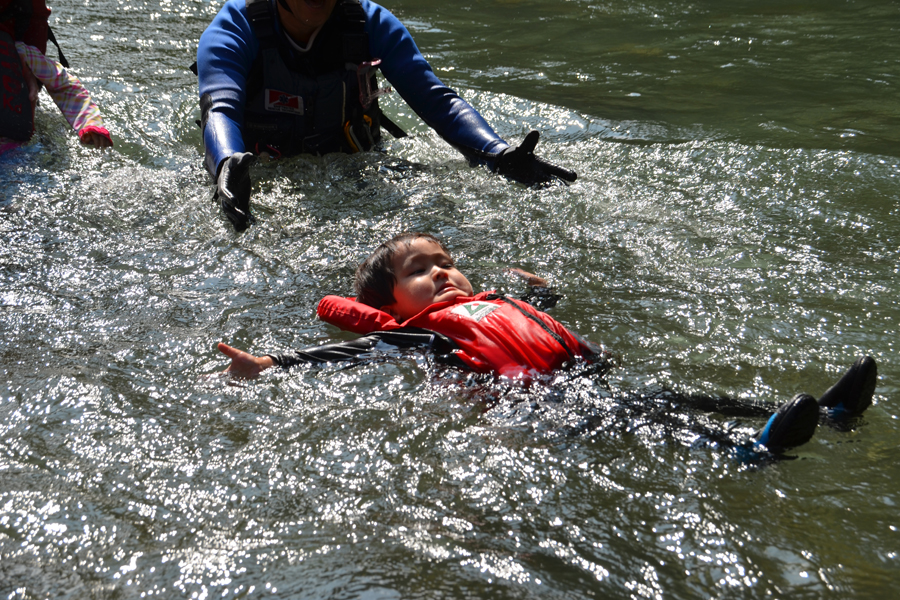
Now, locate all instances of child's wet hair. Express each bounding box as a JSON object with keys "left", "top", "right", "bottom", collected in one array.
[{"left": 354, "top": 232, "right": 449, "bottom": 309}]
